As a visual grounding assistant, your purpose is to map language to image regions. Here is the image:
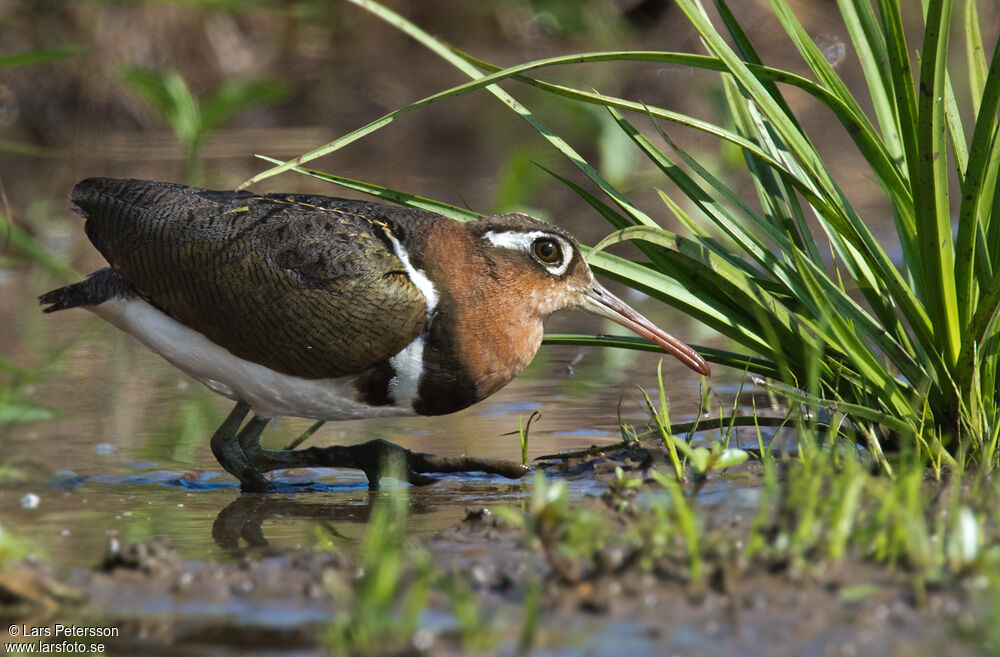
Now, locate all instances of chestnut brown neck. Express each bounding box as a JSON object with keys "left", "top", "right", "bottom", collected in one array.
[{"left": 411, "top": 220, "right": 546, "bottom": 416}]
